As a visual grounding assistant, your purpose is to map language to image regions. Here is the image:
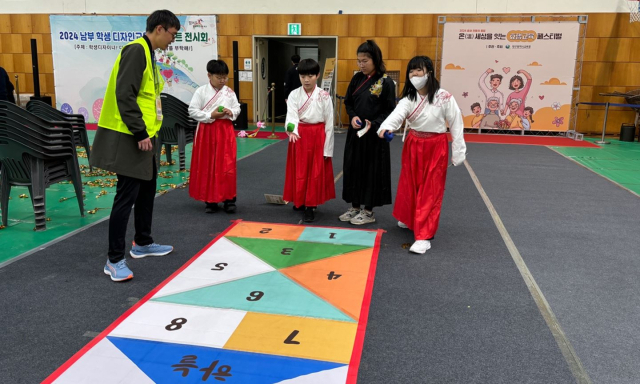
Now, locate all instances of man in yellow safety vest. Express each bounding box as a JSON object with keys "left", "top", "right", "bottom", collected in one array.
[{"left": 90, "top": 10, "right": 180, "bottom": 282}]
